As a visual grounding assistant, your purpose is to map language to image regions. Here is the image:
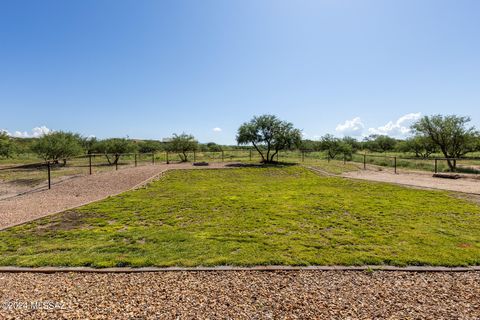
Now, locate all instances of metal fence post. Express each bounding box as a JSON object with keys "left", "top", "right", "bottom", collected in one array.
[
  {"left": 222, "top": 150, "right": 224, "bottom": 162},
  {"left": 152, "top": 152, "right": 155, "bottom": 165},
  {"left": 249, "top": 149, "right": 252, "bottom": 161},
  {"left": 166, "top": 151, "right": 169, "bottom": 164},
  {"left": 394, "top": 156, "right": 397, "bottom": 174},
  {"left": 47, "top": 161, "right": 51, "bottom": 189},
  {"left": 434, "top": 158, "right": 438, "bottom": 173},
  {"left": 363, "top": 153, "right": 366, "bottom": 170},
  {"left": 135, "top": 154, "right": 137, "bottom": 167},
  {"left": 115, "top": 153, "right": 118, "bottom": 170},
  {"left": 193, "top": 151, "right": 196, "bottom": 162},
  {"left": 89, "top": 154, "right": 92, "bottom": 175}
]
